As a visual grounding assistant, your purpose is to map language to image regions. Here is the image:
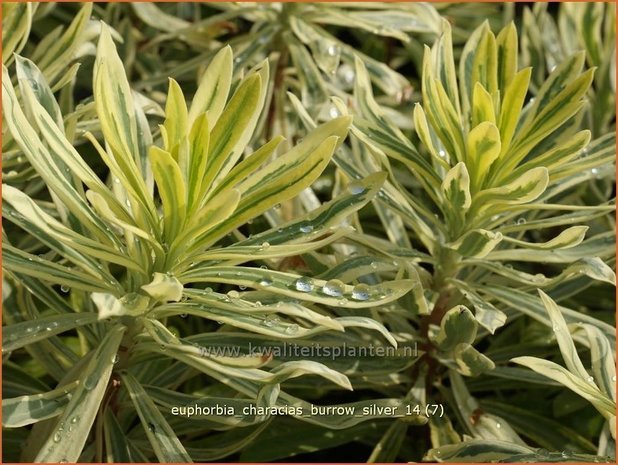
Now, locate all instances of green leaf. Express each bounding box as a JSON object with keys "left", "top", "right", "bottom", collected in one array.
[
  {"left": 450, "top": 229, "right": 503, "bottom": 258},
  {"left": 180, "top": 265, "right": 415, "bottom": 310},
  {"left": 3, "top": 381, "right": 79, "bottom": 428},
  {"left": 466, "top": 121, "right": 501, "bottom": 192},
  {"left": 34, "top": 324, "right": 126, "bottom": 463},
  {"left": 481, "top": 400, "right": 596, "bottom": 453},
  {"left": 432, "top": 305, "right": 477, "bottom": 352},
  {"left": 162, "top": 78, "right": 188, "bottom": 154},
  {"left": 497, "top": 67, "right": 532, "bottom": 155},
  {"left": 442, "top": 162, "right": 471, "bottom": 217},
  {"left": 141, "top": 272, "right": 183, "bottom": 303},
  {"left": 104, "top": 410, "right": 149, "bottom": 463},
  {"left": 202, "top": 66, "right": 268, "bottom": 199},
  {"left": 188, "top": 45, "right": 233, "bottom": 127},
  {"left": 539, "top": 290, "right": 598, "bottom": 380},
  {"left": 121, "top": 371, "right": 193, "bottom": 463},
  {"left": 483, "top": 285, "right": 615, "bottom": 347},
  {"left": 425, "top": 440, "right": 535, "bottom": 462},
  {"left": 502, "top": 225, "right": 588, "bottom": 250},
  {"left": 511, "top": 356, "right": 615, "bottom": 418},
  {"left": 583, "top": 325, "right": 616, "bottom": 402},
  {"left": 91, "top": 292, "right": 150, "bottom": 320},
  {"left": 94, "top": 24, "right": 158, "bottom": 230},
  {"left": 496, "top": 22, "right": 519, "bottom": 90},
  {"left": 15, "top": 55, "right": 63, "bottom": 129},
  {"left": 149, "top": 146, "right": 187, "bottom": 241},
  {"left": 2, "top": 245, "right": 116, "bottom": 294},
  {"left": 474, "top": 167, "right": 549, "bottom": 214},
  {"left": 3, "top": 313, "right": 98, "bottom": 353},
  {"left": 3, "top": 184, "right": 140, "bottom": 272},
  {"left": 454, "top": 343, "right": 495, "bottom": 376}
]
